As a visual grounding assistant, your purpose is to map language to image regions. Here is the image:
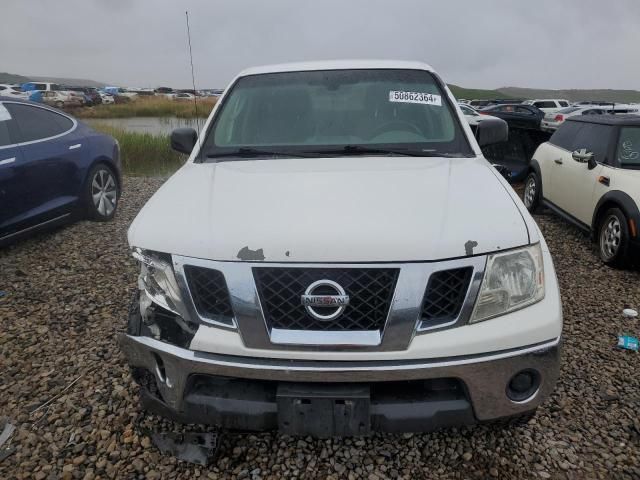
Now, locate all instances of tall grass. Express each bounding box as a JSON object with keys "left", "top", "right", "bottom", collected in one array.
[
  {"left": 92, "top": 124, "right": 186, "bottom": 177},
  {"left": 76, "top": 96, "right": 216, "bottom": 119}
]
